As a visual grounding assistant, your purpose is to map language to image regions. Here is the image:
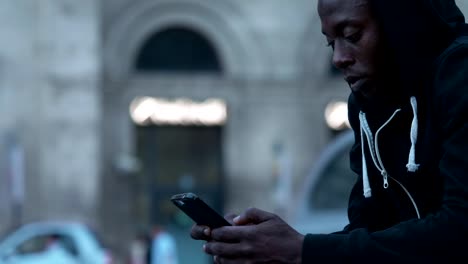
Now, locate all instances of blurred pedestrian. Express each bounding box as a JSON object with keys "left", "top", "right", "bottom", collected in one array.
[
  {"left": 129, "top": 231, "right": 151, "bottom": 264},
  {"left": 150, "top": 225, "right": 178, "bottom": 264},
  {"left": 189, "top": 0, "right": 468, "bottom": 263}
]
